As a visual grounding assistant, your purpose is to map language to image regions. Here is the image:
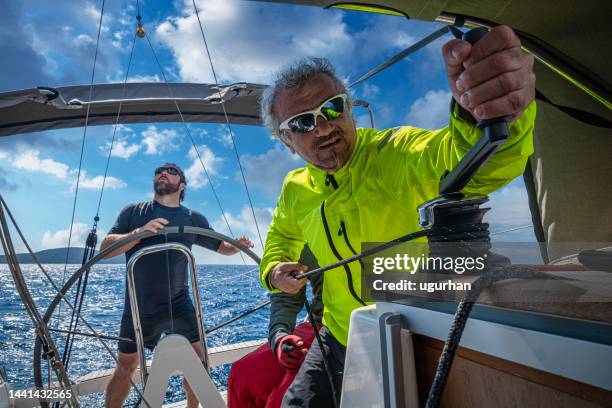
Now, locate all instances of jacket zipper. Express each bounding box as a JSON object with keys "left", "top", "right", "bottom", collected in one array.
[
  {"left": 321, "top": 174, "right": 366, "bottom": 306},
  {"left": 339, "top": 221, "right": 366, "bottom": 270}
]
